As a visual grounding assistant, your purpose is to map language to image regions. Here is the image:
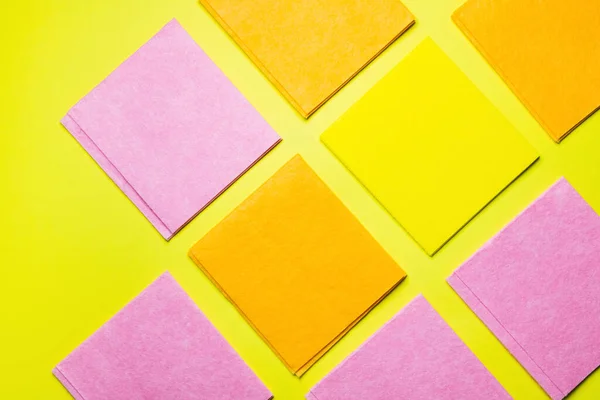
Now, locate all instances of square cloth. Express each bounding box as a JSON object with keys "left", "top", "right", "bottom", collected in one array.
[
  {"left": 53, "top": 272, "right": 271, "bottom": 400},
  {"left": 189, "top": 155, "right": 406, "bottom": 376},
  {"left": 321, "top": 38, "right": 538, "bottom": 255},
  {"left": 448, "top": 178, "right": 600, "bottom": 399},
  {"left": 453, "top": 0, "right": 600, "bottom": 142},
  {"left": 307, "top": 295, "right": 510, "bottom": 400},
  {"left": 198, "top": 0, "right": 414, "bottom": 117},
  {"left": 62, "top": 19, "right": 281, "bottom": 239}
]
